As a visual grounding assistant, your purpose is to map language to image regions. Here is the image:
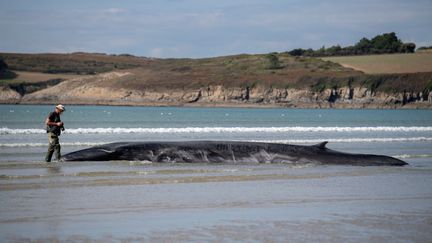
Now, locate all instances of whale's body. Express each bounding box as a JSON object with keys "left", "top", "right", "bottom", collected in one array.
[{"left": 62, "top": 141, "right": 407, "bottom": 166}]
